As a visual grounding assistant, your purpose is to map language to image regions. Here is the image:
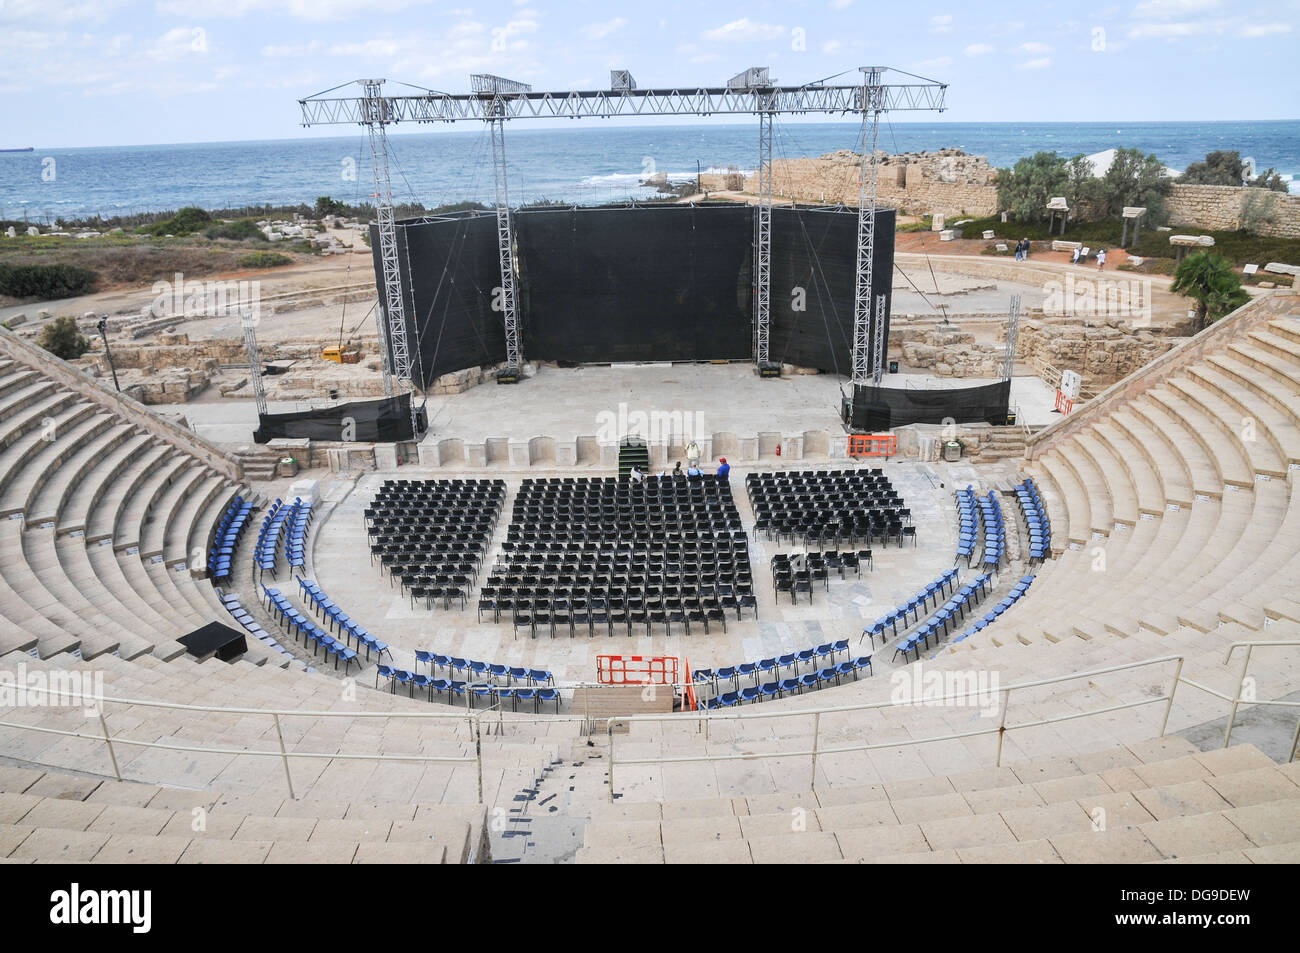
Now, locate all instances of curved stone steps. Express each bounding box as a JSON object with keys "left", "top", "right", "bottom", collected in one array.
[
  {"left": 25, "top": 424, "right": 136, "bottom": 525},
  {"left": 50, "top": 433, "right": 154, "bottom": 535},
  {"left": 1091, "top": 421, "right": 1165, "bottom": 517},
  {"left": 82, "top": 443, "right": 169, "bottom": 542},
  {"left": 83, "top": 535, "right": 190, "bottom": 645},
  {"left": 0, "top": 364, "right": 41, "bottom": 402},
  {"left": 140, "top": 466, "right": 208, "bottom": 560},
  {"left": 1230, "top": 334, "right": 1300, "bottom": 390},
  {"left": 1031, "top": 452, "right": 1090, "bottom": 546},
  {"left": 181, "top": 483, "right": 248, "bottom": 622},
  {"left": 162, "top": 476, "right": 236, "bottom": 623},
  {"left": 0, "top": 379, "right": 61, "bottom": 433},
  {"left": 1073, "top": 431, "right": 1138, "bottom": 527},
  {"left": 7, "top": 519, "right": 116, "bottom": 638},
  {"left": 1265, "top": 316, "right": 1300, "bottom": 346},
  {"left": 55, "top": 531, "right": 176, "bottom": 651},
  {"left": 1164, "top": 377, "right": 1282, "bottom": 479},
  {"left": 1194, "top": 358, "right": 1300, "bottom": 469},
  {"left": 1129, "top": 396, "right": 1225, "bottom": 498},
  {"left": 0, "top": 409, "right": 113, "bottom": 519},
  {"left": 109, "top": 454, "right": 191, "bottom": 551},
  {"left": 145, "top": 558, "right": 220, "bottom": 630},
  {"left": 0, "top": 399, "right": 98, "bottom": 502}
]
